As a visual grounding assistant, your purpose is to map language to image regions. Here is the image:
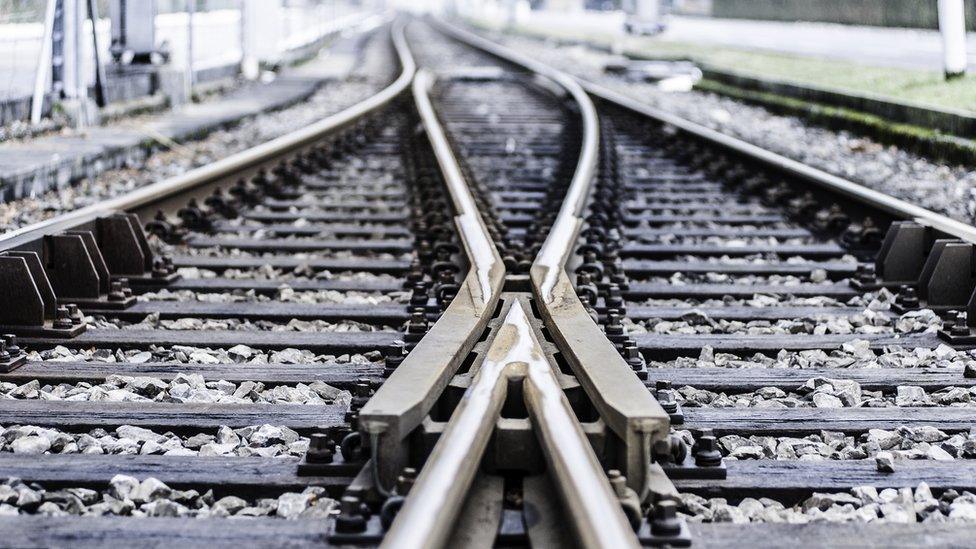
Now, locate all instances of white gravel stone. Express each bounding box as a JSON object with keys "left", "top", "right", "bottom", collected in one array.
[
  {"left": 10, "top": 436, "right": 50, "bottom": 455},
  {"left": 0, "top": 376, "right": 351, "bottom": 406},
  {"left": 0, "top": 476, "right": 338, "bottom": 519}
]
